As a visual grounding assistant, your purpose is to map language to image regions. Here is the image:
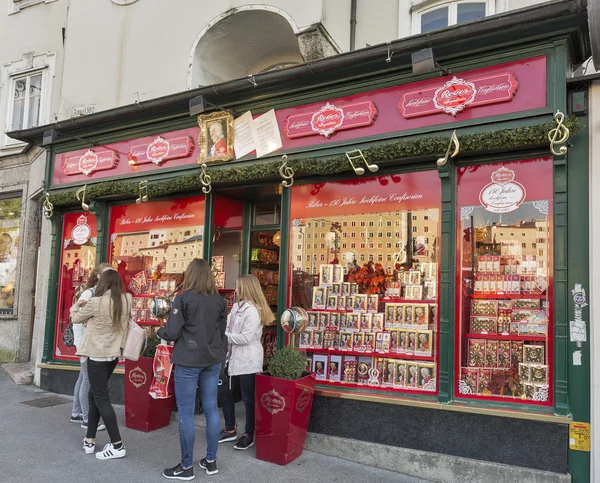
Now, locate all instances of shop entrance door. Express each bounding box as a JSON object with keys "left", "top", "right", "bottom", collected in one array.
[{"left": 212, "top": 189, "right": 282, "bottom": 368}]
